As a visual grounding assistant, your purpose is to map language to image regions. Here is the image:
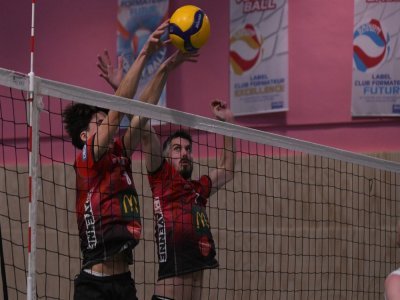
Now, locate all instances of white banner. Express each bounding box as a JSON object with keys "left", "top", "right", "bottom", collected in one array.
[
  {"left": 117, "top": 0, "right": 169, "bottom": 107},
  {"left": 352, "top": 0, "right": 400, "bottom": 116},
  {"left": 230, "top": 0, "right": 288, "bottom": 116}
]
